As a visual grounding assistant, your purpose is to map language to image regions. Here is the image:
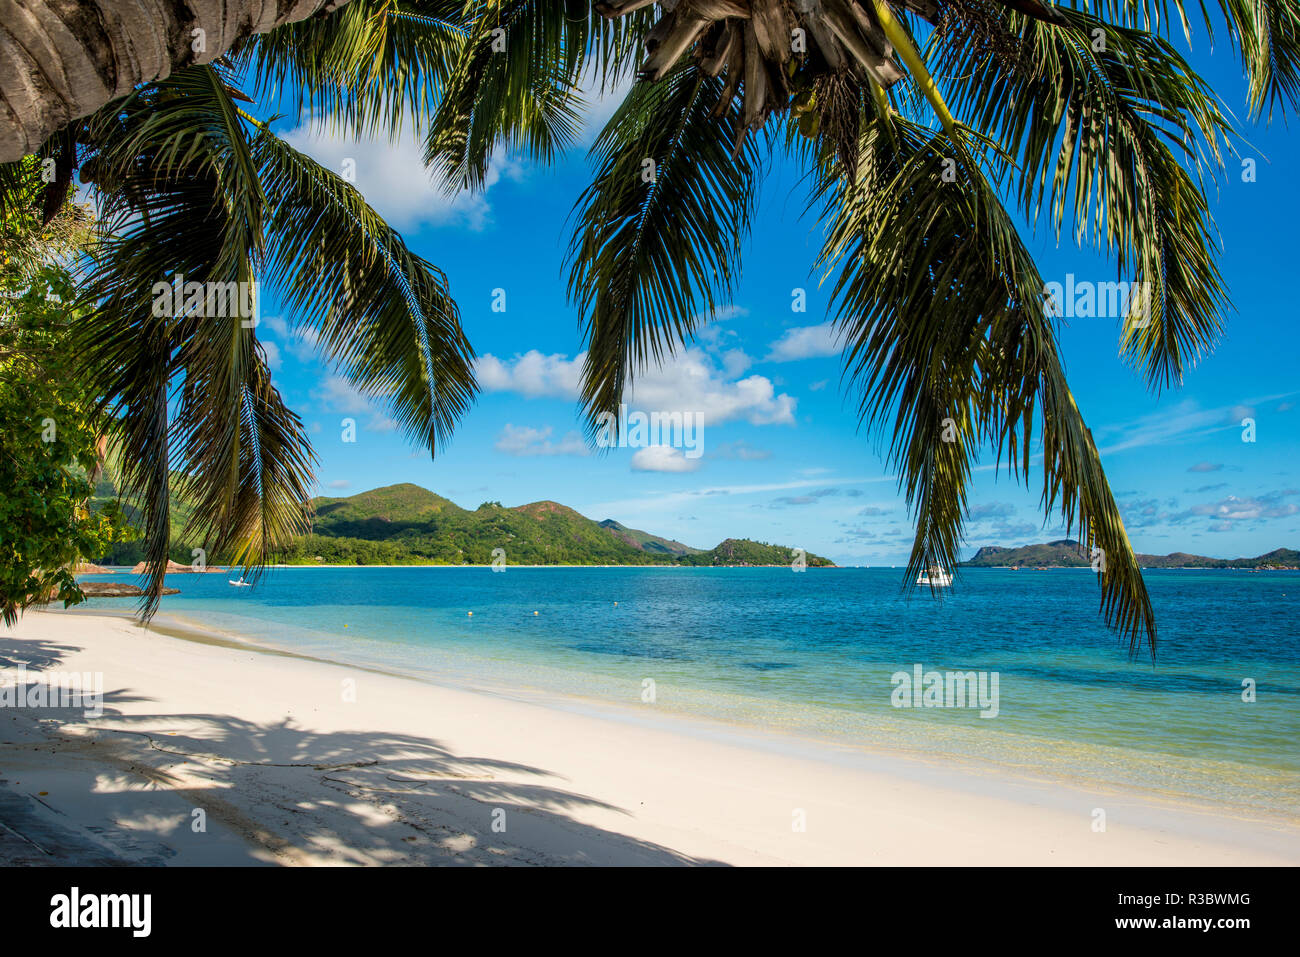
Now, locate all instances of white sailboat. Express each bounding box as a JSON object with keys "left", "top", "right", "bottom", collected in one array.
[{"left": 916, "top": 566, "right": 953, "bottom": 587}]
